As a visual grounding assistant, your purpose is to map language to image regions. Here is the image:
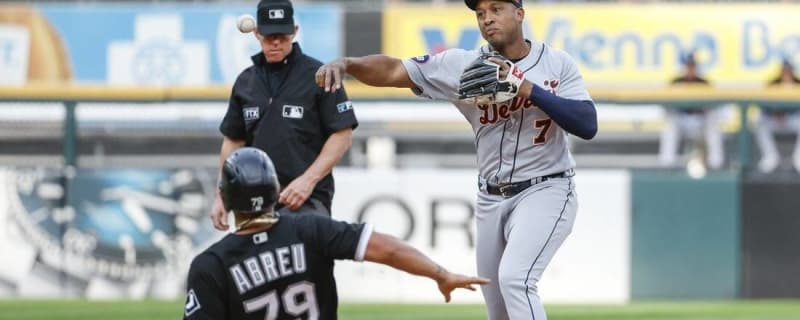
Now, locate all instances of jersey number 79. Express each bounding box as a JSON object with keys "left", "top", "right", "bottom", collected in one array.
[{"left": 243, "top": 281, "right": 319, "bottom": 320}]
